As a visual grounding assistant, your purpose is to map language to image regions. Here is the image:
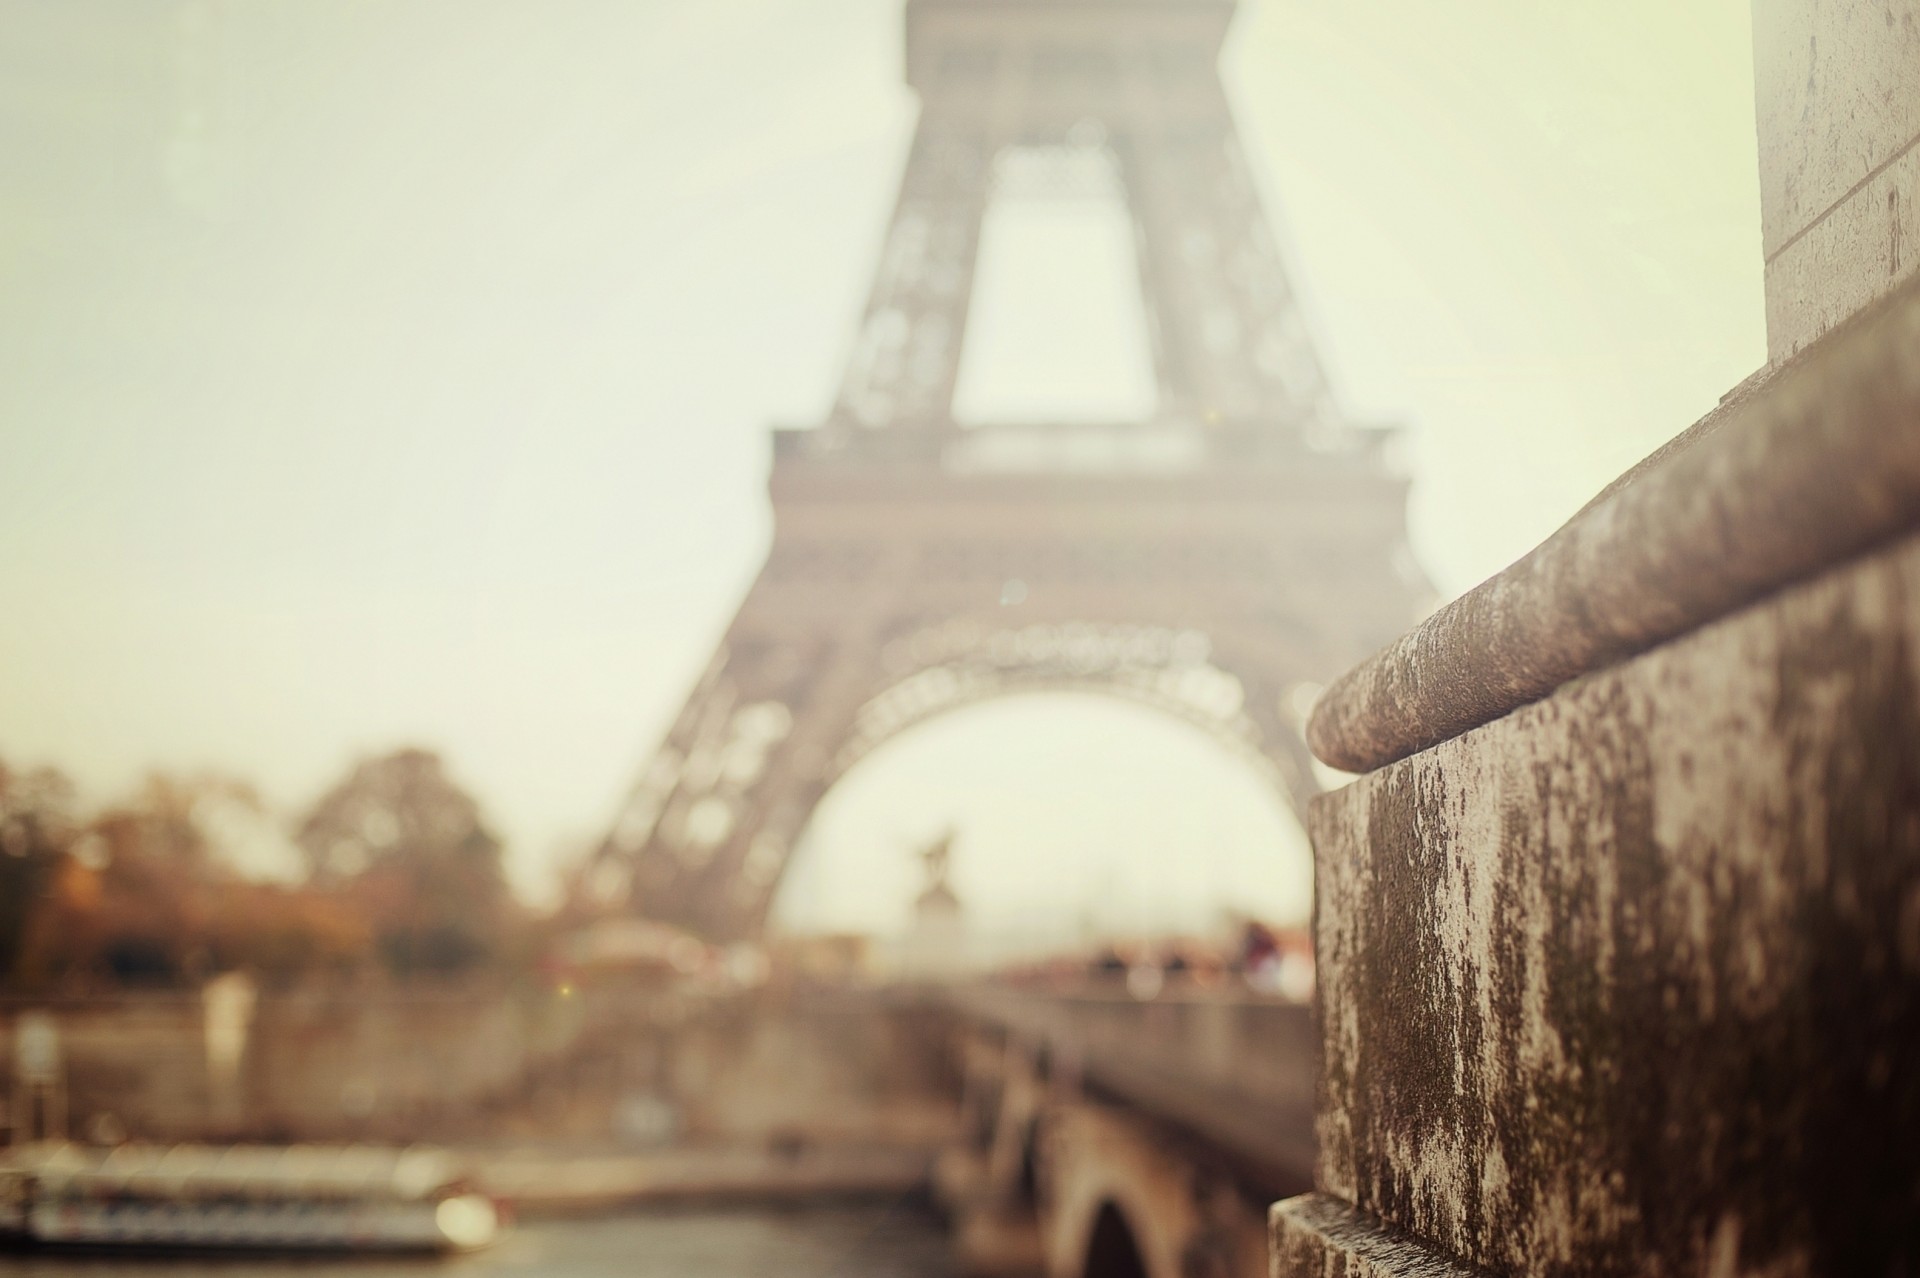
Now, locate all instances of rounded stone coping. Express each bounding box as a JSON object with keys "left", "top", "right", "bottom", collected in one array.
[{"left": 1307, "top": 275, "right": 1920, "bottom": 774}]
